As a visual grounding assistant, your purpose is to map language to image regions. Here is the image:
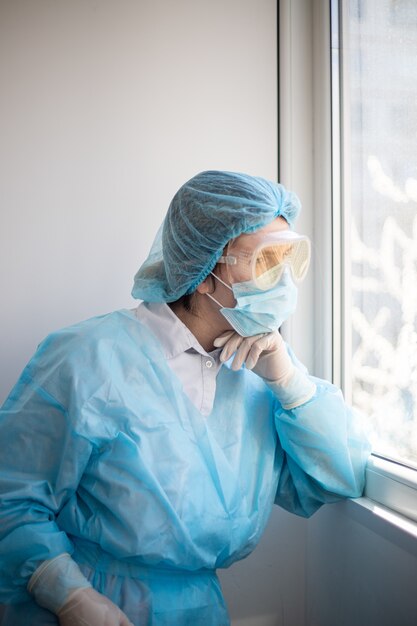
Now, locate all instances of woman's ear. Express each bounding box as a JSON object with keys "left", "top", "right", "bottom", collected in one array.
[{"left": 195, "top": 276, "right": 212, "bottom": 294}]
